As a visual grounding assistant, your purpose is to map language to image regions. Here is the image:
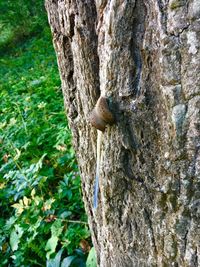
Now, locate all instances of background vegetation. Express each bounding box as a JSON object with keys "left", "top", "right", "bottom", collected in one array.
[{"left": 0, "top": 1, "right": 95, "bottom": 266}]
